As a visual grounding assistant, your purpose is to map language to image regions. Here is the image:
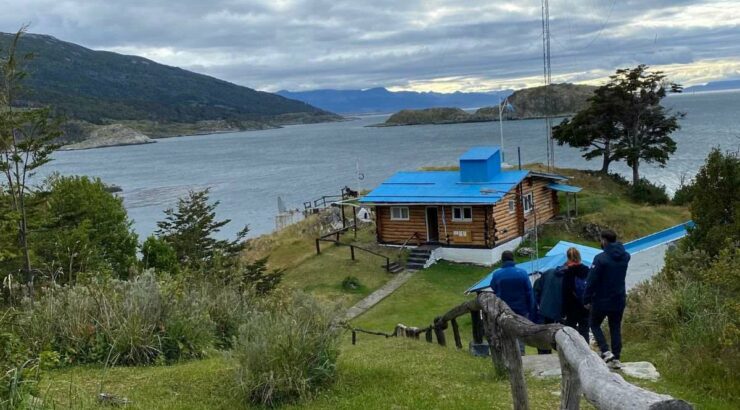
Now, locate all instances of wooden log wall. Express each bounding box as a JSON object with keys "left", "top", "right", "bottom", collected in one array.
[
  {"left": 522, "top": 178, "right": 560, "bottom": 231},
  {"left": 437, "top": 205, "right": 489, "bottom": 246},
  {"left": 376, "top": 206, "right": 428, "bottom": 244},
  {"left": 492, "top": 189, "right": 522, "bottom": 243}
]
